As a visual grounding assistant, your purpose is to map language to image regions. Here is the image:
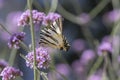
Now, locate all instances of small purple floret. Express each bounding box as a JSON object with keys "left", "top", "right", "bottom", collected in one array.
[{"left": 8, "top": 32, "right": 25, "bottom": 49}]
